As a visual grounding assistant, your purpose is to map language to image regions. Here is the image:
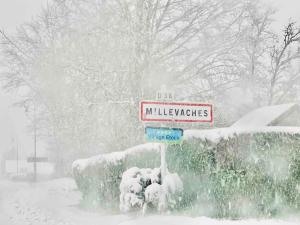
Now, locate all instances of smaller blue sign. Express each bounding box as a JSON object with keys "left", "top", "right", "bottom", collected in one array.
[{"left": 145, "top": 127, "right": 183, "bottom": 143}]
